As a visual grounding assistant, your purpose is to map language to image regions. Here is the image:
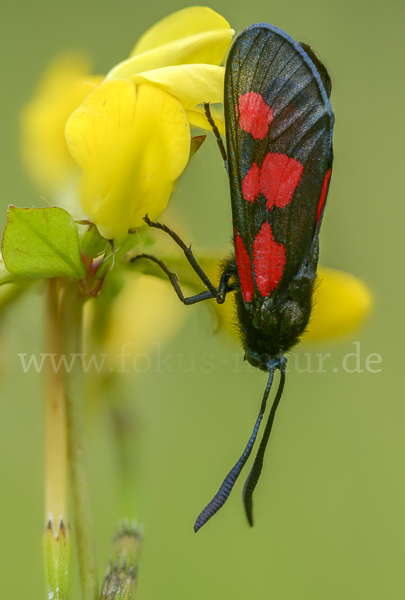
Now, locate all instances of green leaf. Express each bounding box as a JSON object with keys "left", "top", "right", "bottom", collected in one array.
[
  {"left": 2, "top": 206, "right": 85, "bottom": 280},
  {"left": 0, "top": 260, "right": 18, "bottom": 286}
]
